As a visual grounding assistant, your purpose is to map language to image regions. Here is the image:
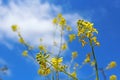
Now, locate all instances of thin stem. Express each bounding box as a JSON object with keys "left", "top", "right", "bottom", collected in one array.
[
  {"left": 56, "top": 28, "right": 63, "bottom": 80},
  {"left": 99, "top": 68, "right": 106, "bottom": 80},
  {"left": 89, "top": 39, "right": 99, "bottom": 80},
  {"left": 56, "top": 71, "right": 59, "bottom": 80},
  {"left": 58, "top": 29, "right": 63, "bottom": 57},
  {"left": 46, "top": 61, "right": 78, "bottom": 80}
]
